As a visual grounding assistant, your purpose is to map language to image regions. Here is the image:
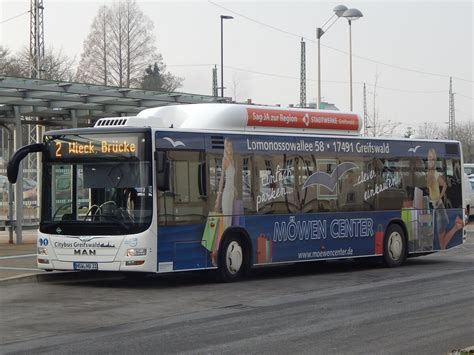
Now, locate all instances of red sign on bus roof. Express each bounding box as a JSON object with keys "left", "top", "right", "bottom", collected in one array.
[{"left": 246, "top": 108, "right": 359, "bottom": 131}]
